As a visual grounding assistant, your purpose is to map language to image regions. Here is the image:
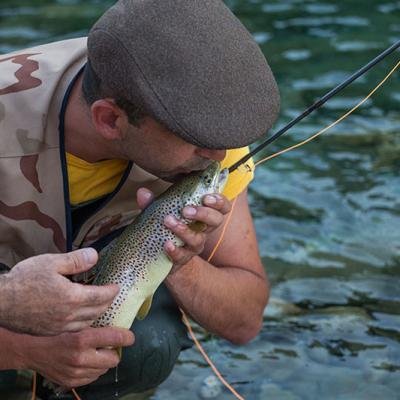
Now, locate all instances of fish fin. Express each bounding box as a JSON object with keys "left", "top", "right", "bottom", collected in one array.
[
  {"left": 188, "top": 220, "right": 207, "bottom": 232},
  {"left": 137, "top": 295, "right": 154, "bottom": 320},
  {"left": 115, "top": 347, "right": 122, "bottom": 360}
]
